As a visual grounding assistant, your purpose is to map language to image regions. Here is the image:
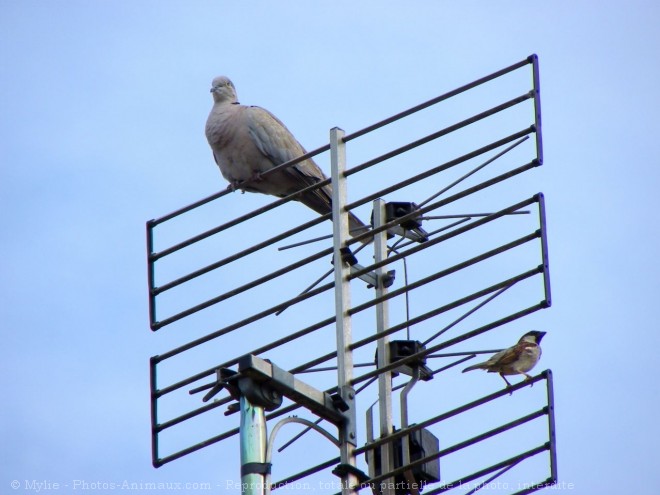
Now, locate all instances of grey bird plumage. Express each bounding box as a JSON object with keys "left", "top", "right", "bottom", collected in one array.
[{"left": 205, "top": 76, "right": 370, "bottom": 239}]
